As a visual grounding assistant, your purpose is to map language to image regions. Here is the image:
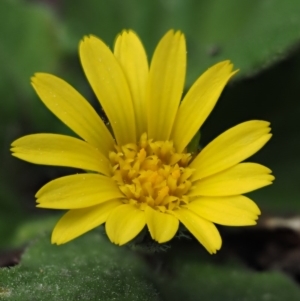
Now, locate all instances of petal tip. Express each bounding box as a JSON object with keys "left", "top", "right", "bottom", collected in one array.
[
  {"left": 31, "top": 74, "right": 38, "bottom": 83},
  {"left": 51, "top": 234, "right": 58, "bottom": 245},
  {"left": 80, "top": 35, "right": 95, "bottom": 47},
  {"left": 269, "top": 175, "right": 275, "bottom": 182},
  {"left": 209, "top": 244, "right": 221, "bottom": 255}
]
